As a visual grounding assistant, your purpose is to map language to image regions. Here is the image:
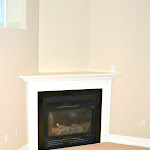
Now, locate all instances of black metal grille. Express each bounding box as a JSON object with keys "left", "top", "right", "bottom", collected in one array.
[
  {"left": 47, "top": 137, "right": 89, "bottom": 147},
  {"left": 45, "top": 134, "right": 93, "bottom": 149}
]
